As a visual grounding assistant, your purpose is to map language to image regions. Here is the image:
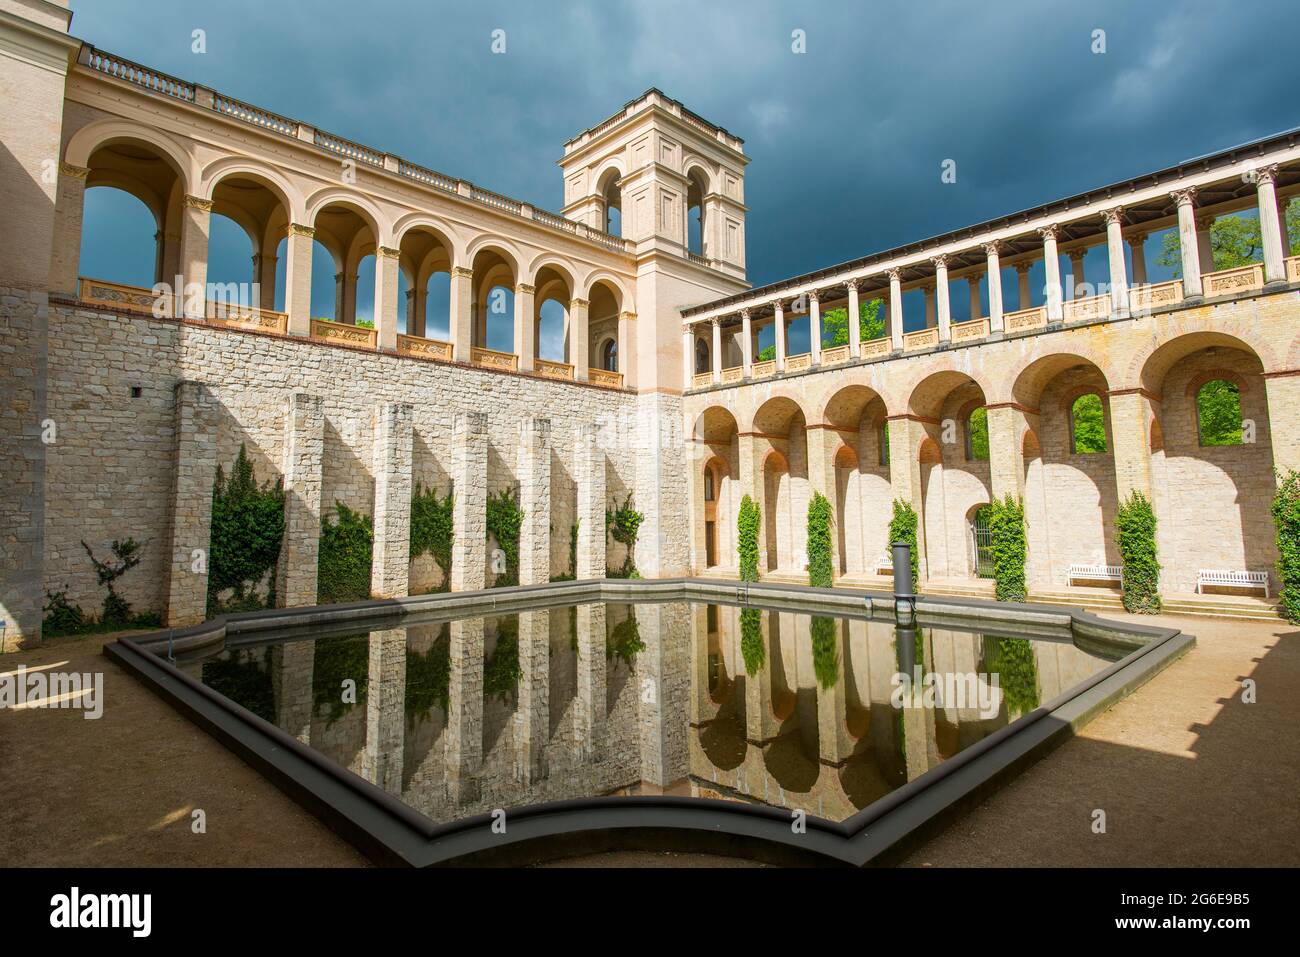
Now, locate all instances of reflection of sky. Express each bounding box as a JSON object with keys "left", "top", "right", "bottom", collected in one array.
[{"left": 75, "top": 0, "right": 1294, "bottom": 322}]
